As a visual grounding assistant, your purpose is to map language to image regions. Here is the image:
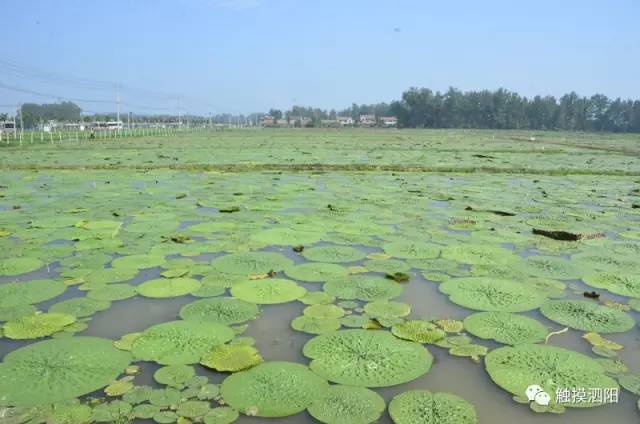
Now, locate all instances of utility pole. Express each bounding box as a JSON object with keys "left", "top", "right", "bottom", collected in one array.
[
  {"left": 115, "top": 83, "right": 120, "bottom": 124},
  {"left": 18, "top": 103, "right": 23, "bottom": 138},
  {"left": 177, "top": 97, "right": 182, "bottom": 129},
  {"left": 12, "top": 106, "right": 17, "bottom": 137}
]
